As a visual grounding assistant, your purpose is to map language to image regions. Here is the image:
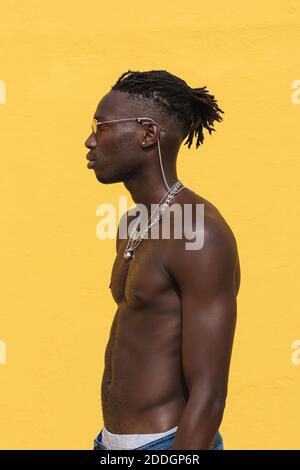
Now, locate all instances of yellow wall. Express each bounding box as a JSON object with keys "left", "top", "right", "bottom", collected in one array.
[{"left": 0, "top": 0, "right": 299, "bottom": 450}]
